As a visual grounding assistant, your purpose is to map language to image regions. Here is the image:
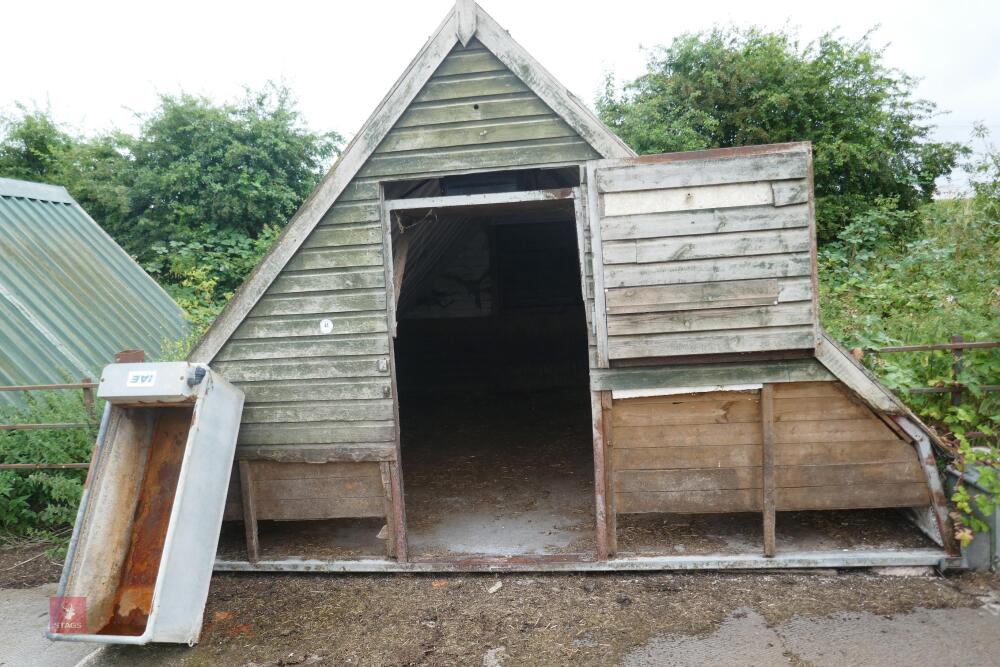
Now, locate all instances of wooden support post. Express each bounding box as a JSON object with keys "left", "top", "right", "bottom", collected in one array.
[
  {"left": 81, "top": 377, "right": 95, "bottom": 420},
  {"left": 379, "top": 462, "right": 397, "bottom": 558},
  {"left": 591, "top": 391, "right": 609, "bottom": 560},
  {"left": 603, "top": 391, "right": 617, "bottom": 557},
  {"left": 951, "top": 334, "right": 964, "bottom": 407},
  {"left": 392, "top": 232, "right": 410, "bottom": 308},
  {"left": 238, "top": 460, "right": 260, "bottom": 563},
  {"left": 388, "top": 460, "right": 408, "bottom": 562},
  {"left": 761, "top": 384, "right": 776, "bottom": 557}
]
